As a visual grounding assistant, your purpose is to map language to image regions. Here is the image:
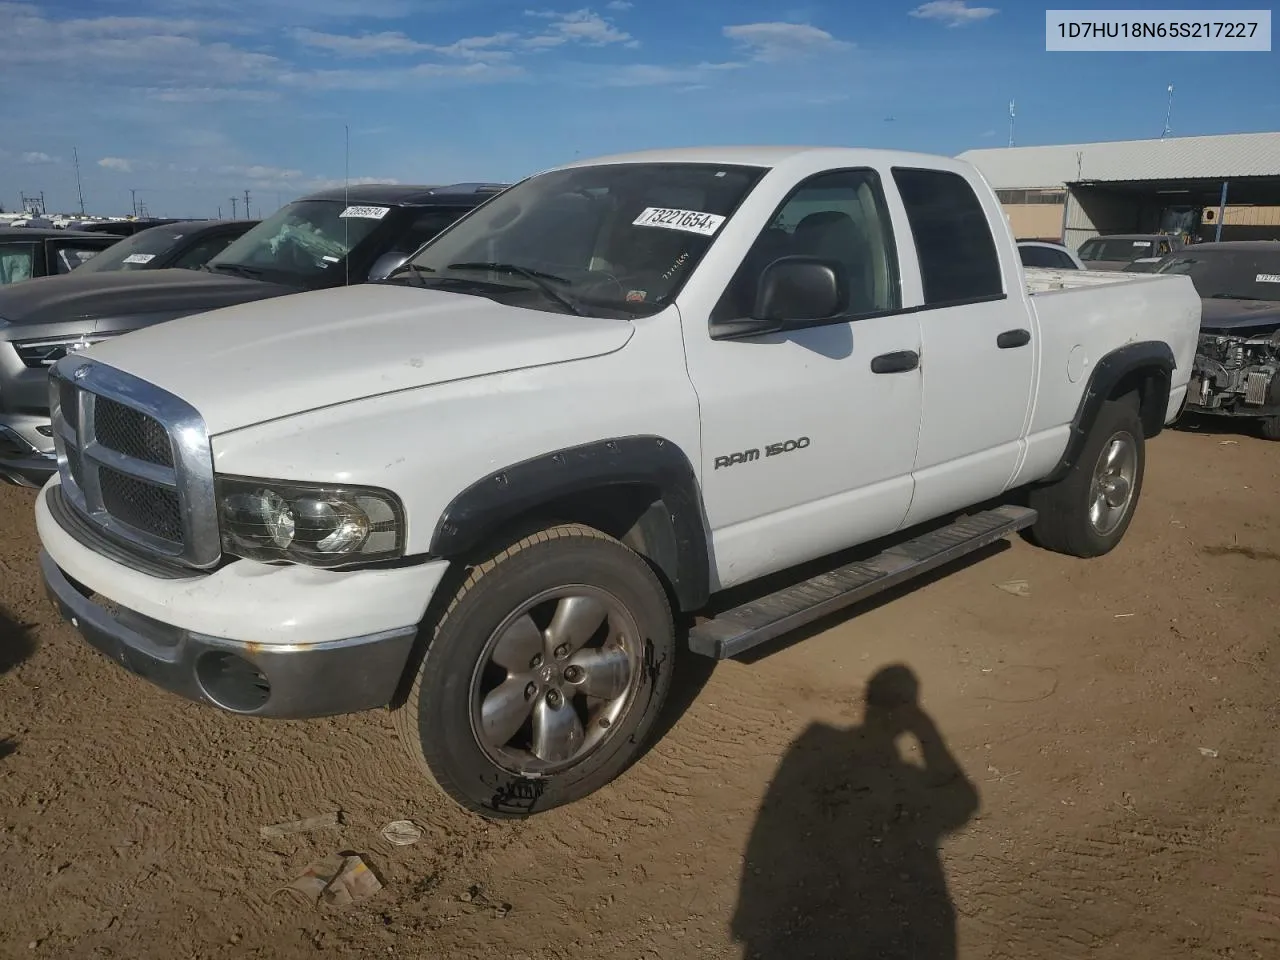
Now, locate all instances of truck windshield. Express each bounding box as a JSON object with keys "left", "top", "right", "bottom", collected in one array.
[
  {"left": 1156, "top": 248, "right": 1280, "bottom": 302},
  {"left": 207, "top": 200, "right": 384, "bottom": 285},
  {"left": 75, "top": 225, "right": 186, "bottom": 273},
  {"left": 1078, "top": 237, "right": 1155, "bottom": 261},
  {"left": 396, "top": 162, "right": 766, "bottom": 317}
]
